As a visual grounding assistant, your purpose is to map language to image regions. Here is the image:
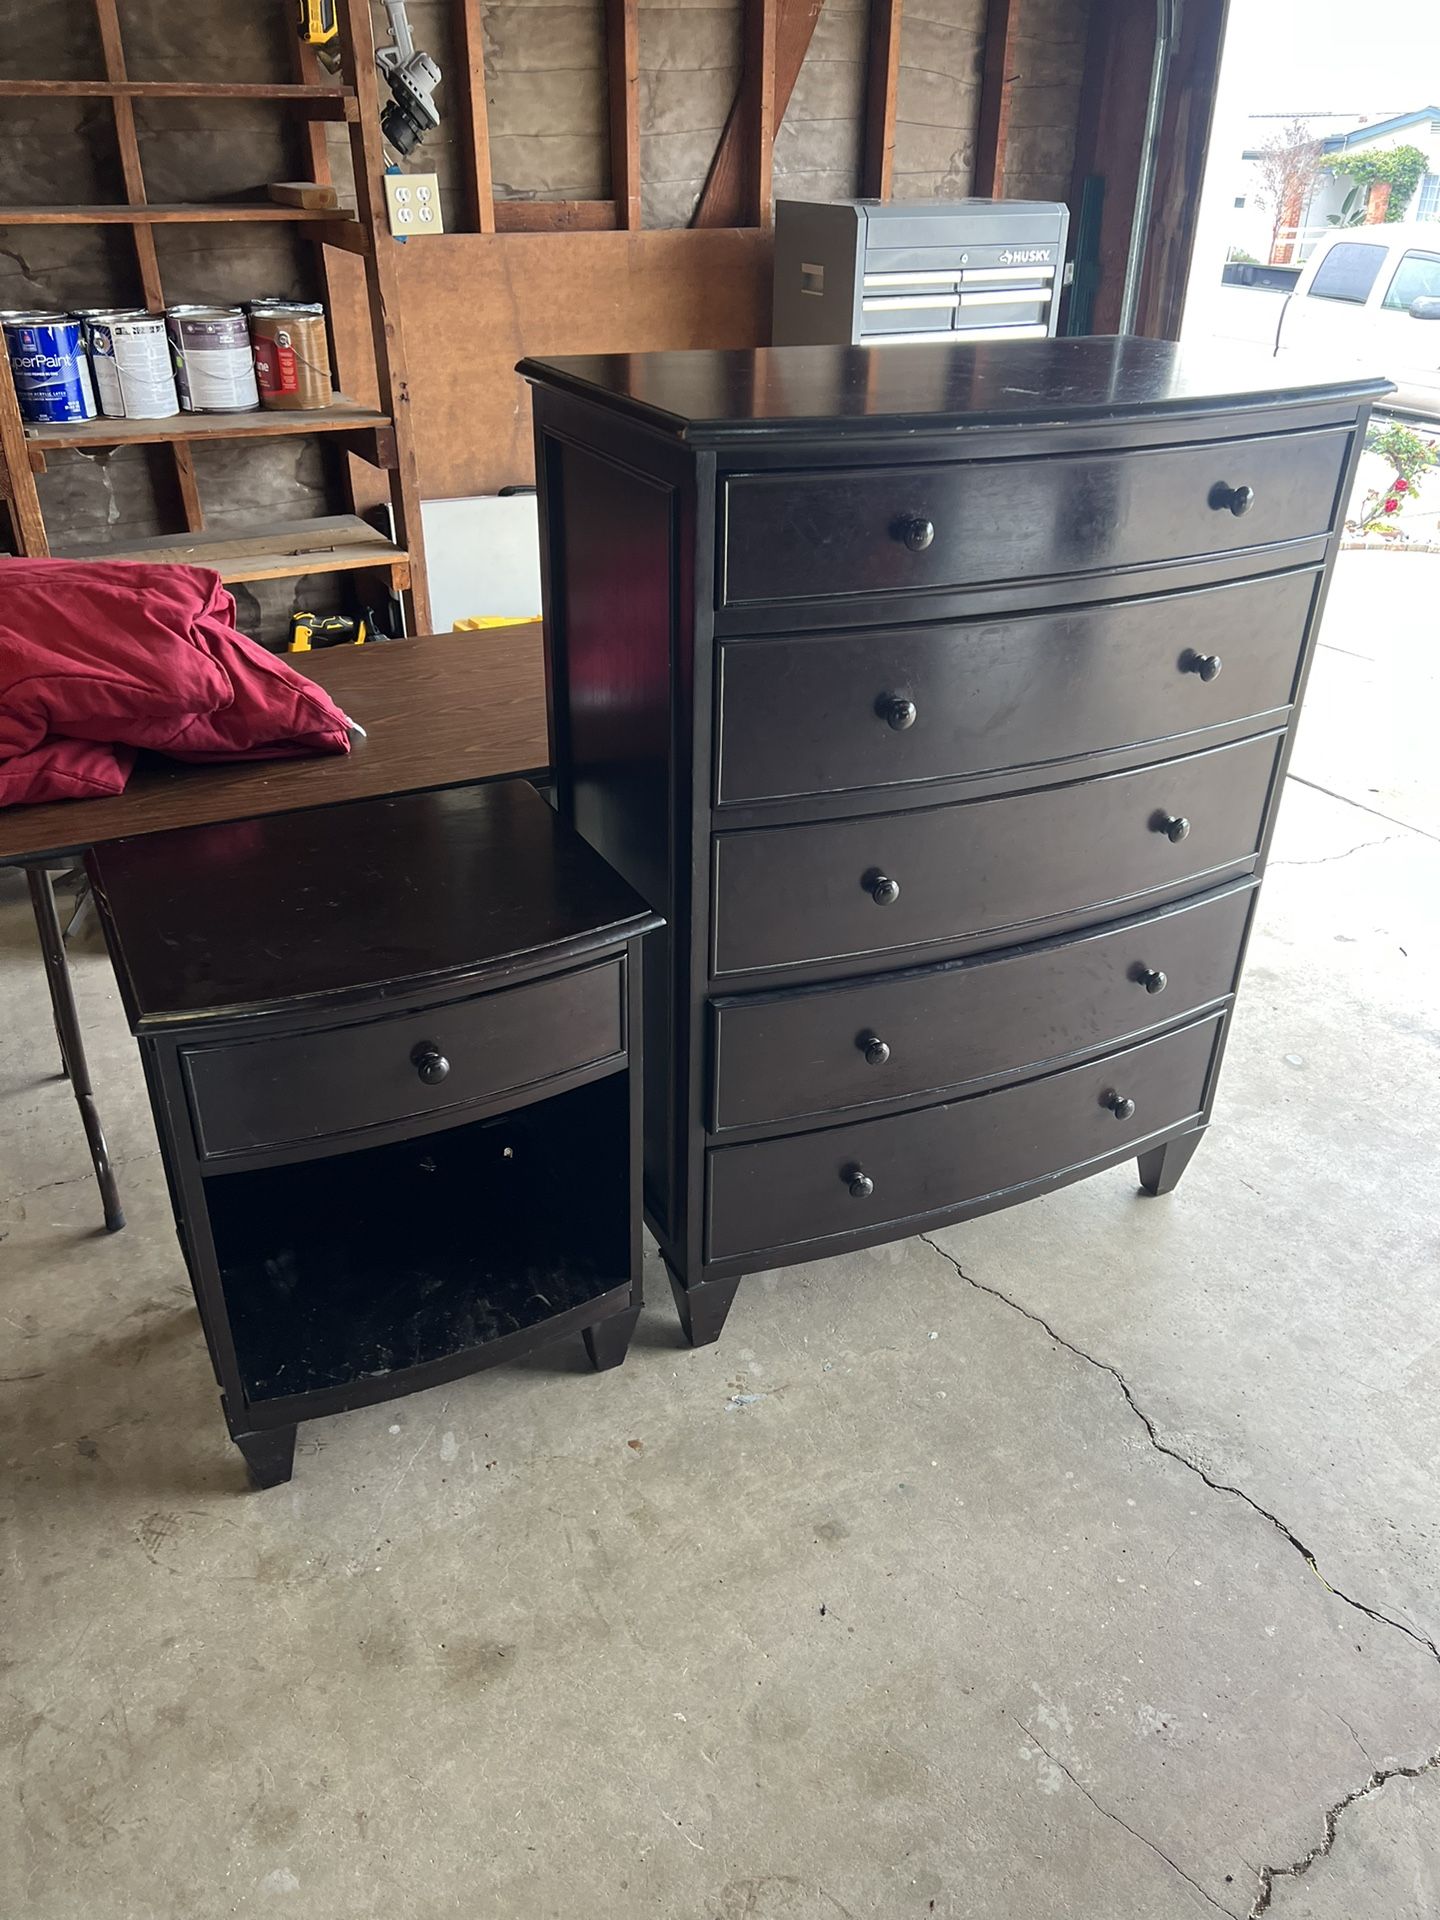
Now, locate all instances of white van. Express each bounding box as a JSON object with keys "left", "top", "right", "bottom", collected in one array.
[{"left": 1275, "top": 223, "right": 1440, "bottom": 418}]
